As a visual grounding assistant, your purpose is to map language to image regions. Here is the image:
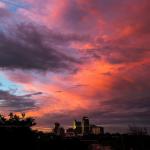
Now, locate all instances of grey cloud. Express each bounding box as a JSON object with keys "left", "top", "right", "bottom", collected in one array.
[
  {"left": 0, "top": 23, "right": 85, "bottom": 72},
  {"left": 0, "top": 90, "right": 39, "bottom": 111},
  {"left": 23, "top": 92, "right": 43, "bottom": 97},
  {"left": 82, "top": 42, "right": 150, "bottom": 64}
]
